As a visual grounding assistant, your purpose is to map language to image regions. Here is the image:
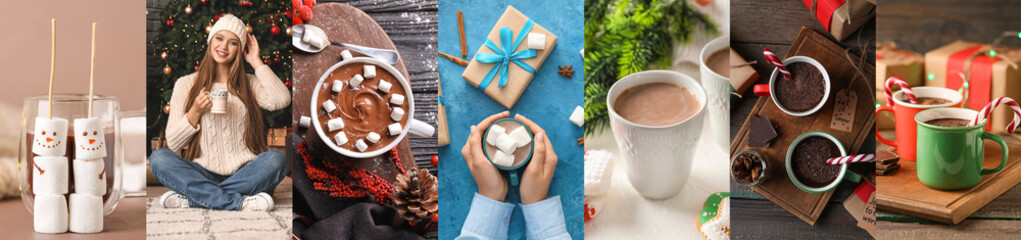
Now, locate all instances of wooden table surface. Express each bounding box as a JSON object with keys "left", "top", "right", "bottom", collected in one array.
[{"left": 729, "top": 0, "right": 875, "bottom": 238}]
